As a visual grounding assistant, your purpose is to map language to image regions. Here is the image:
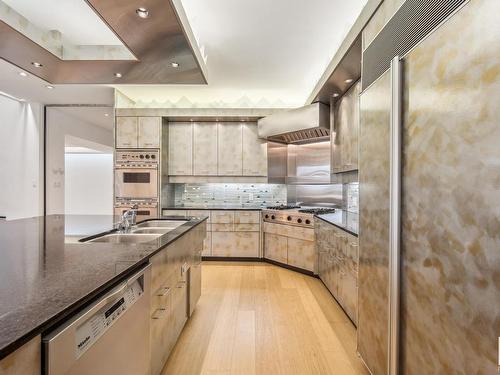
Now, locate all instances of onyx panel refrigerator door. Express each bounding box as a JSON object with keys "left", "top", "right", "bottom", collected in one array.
[
  {"left": 357, "top": 71, "right": 392, "bottom": 375},
  {"left": 400, "top": 0, "right": 500, "bottom": 373}
]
